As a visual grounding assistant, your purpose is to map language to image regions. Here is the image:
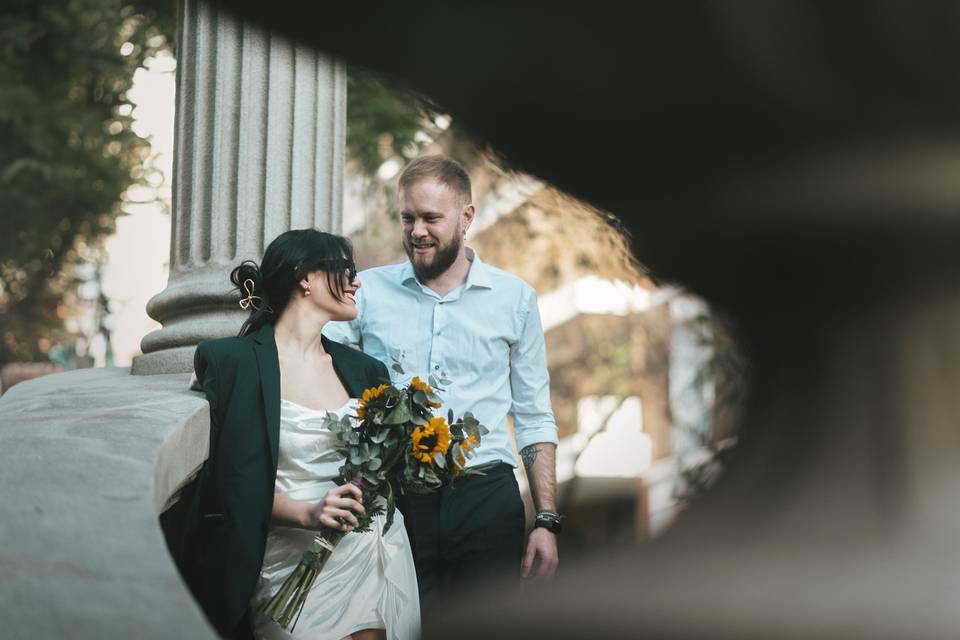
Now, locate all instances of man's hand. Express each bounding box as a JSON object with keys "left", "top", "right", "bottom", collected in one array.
[{"left": 521, "top": 527, "right": 558, "bottom": 580}]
